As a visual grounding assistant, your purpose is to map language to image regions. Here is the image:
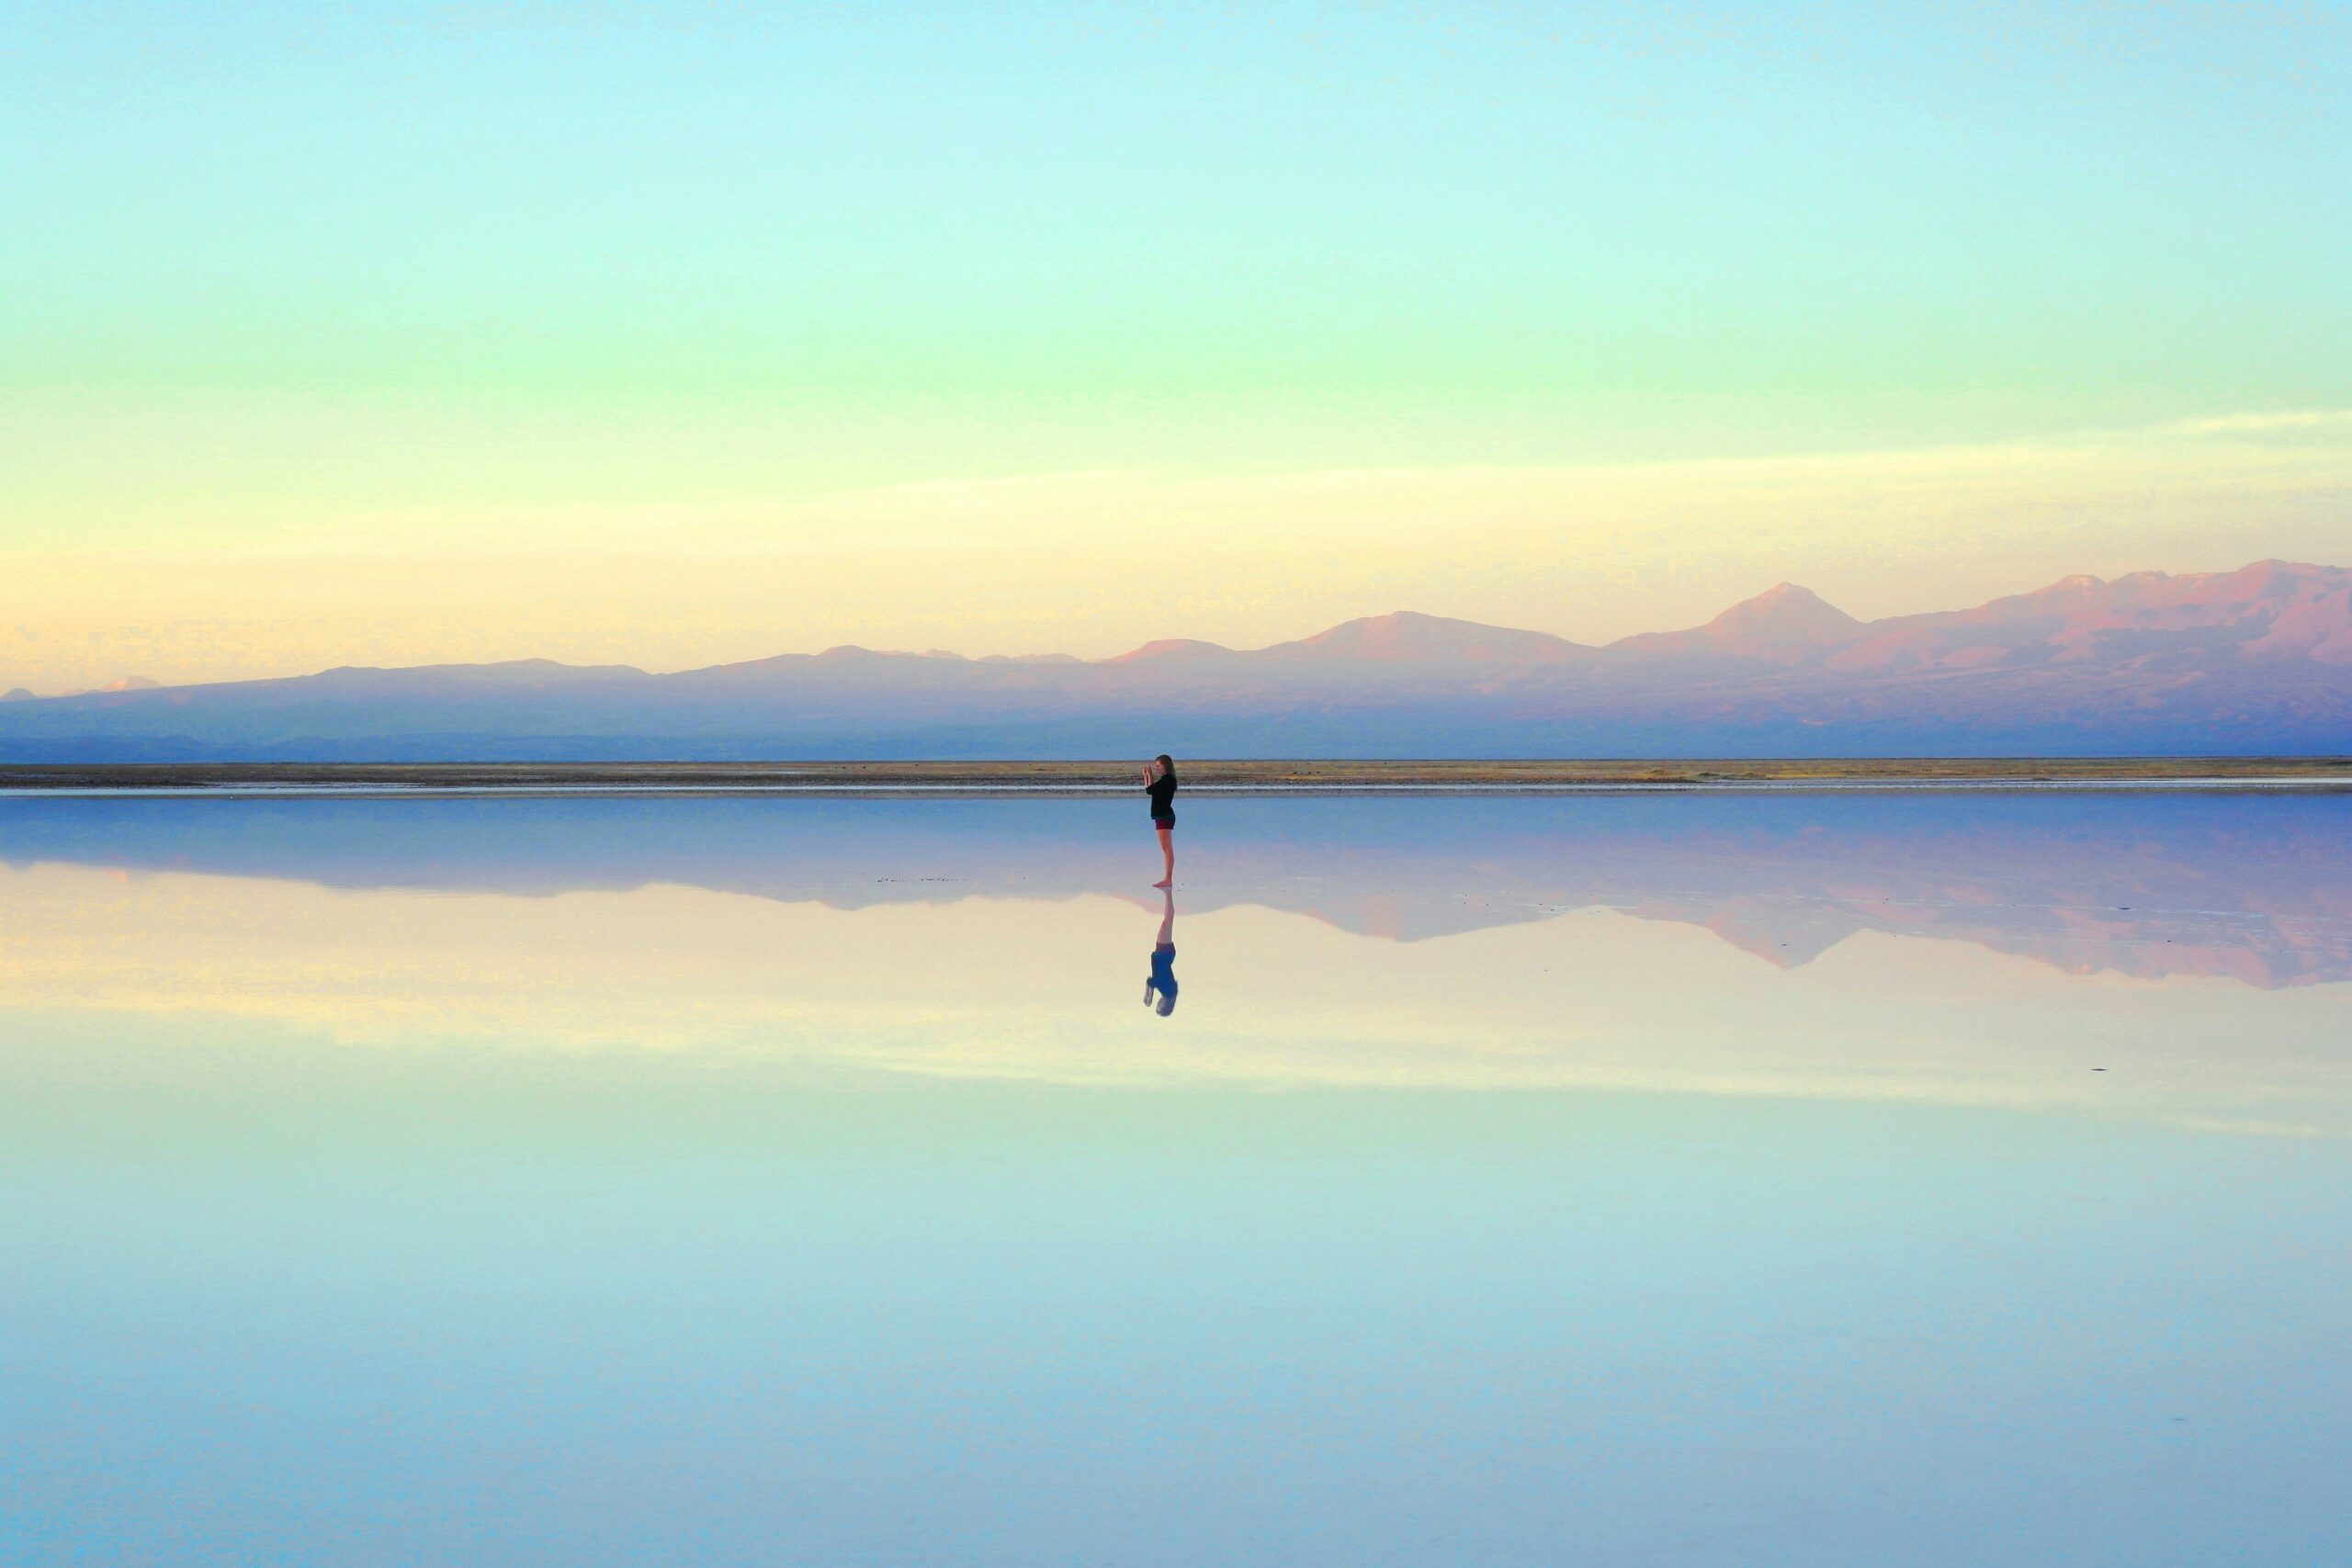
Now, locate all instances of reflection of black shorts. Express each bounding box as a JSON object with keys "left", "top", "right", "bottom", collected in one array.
[{"left": 1152, "top": 814, "right": 1175, "bottom": 830}]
